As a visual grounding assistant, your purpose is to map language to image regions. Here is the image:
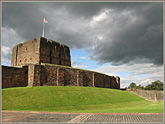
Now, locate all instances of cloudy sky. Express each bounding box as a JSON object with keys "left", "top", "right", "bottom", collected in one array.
[{"left": 2, "top": 2, "right": 163, "bottom": 88}]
